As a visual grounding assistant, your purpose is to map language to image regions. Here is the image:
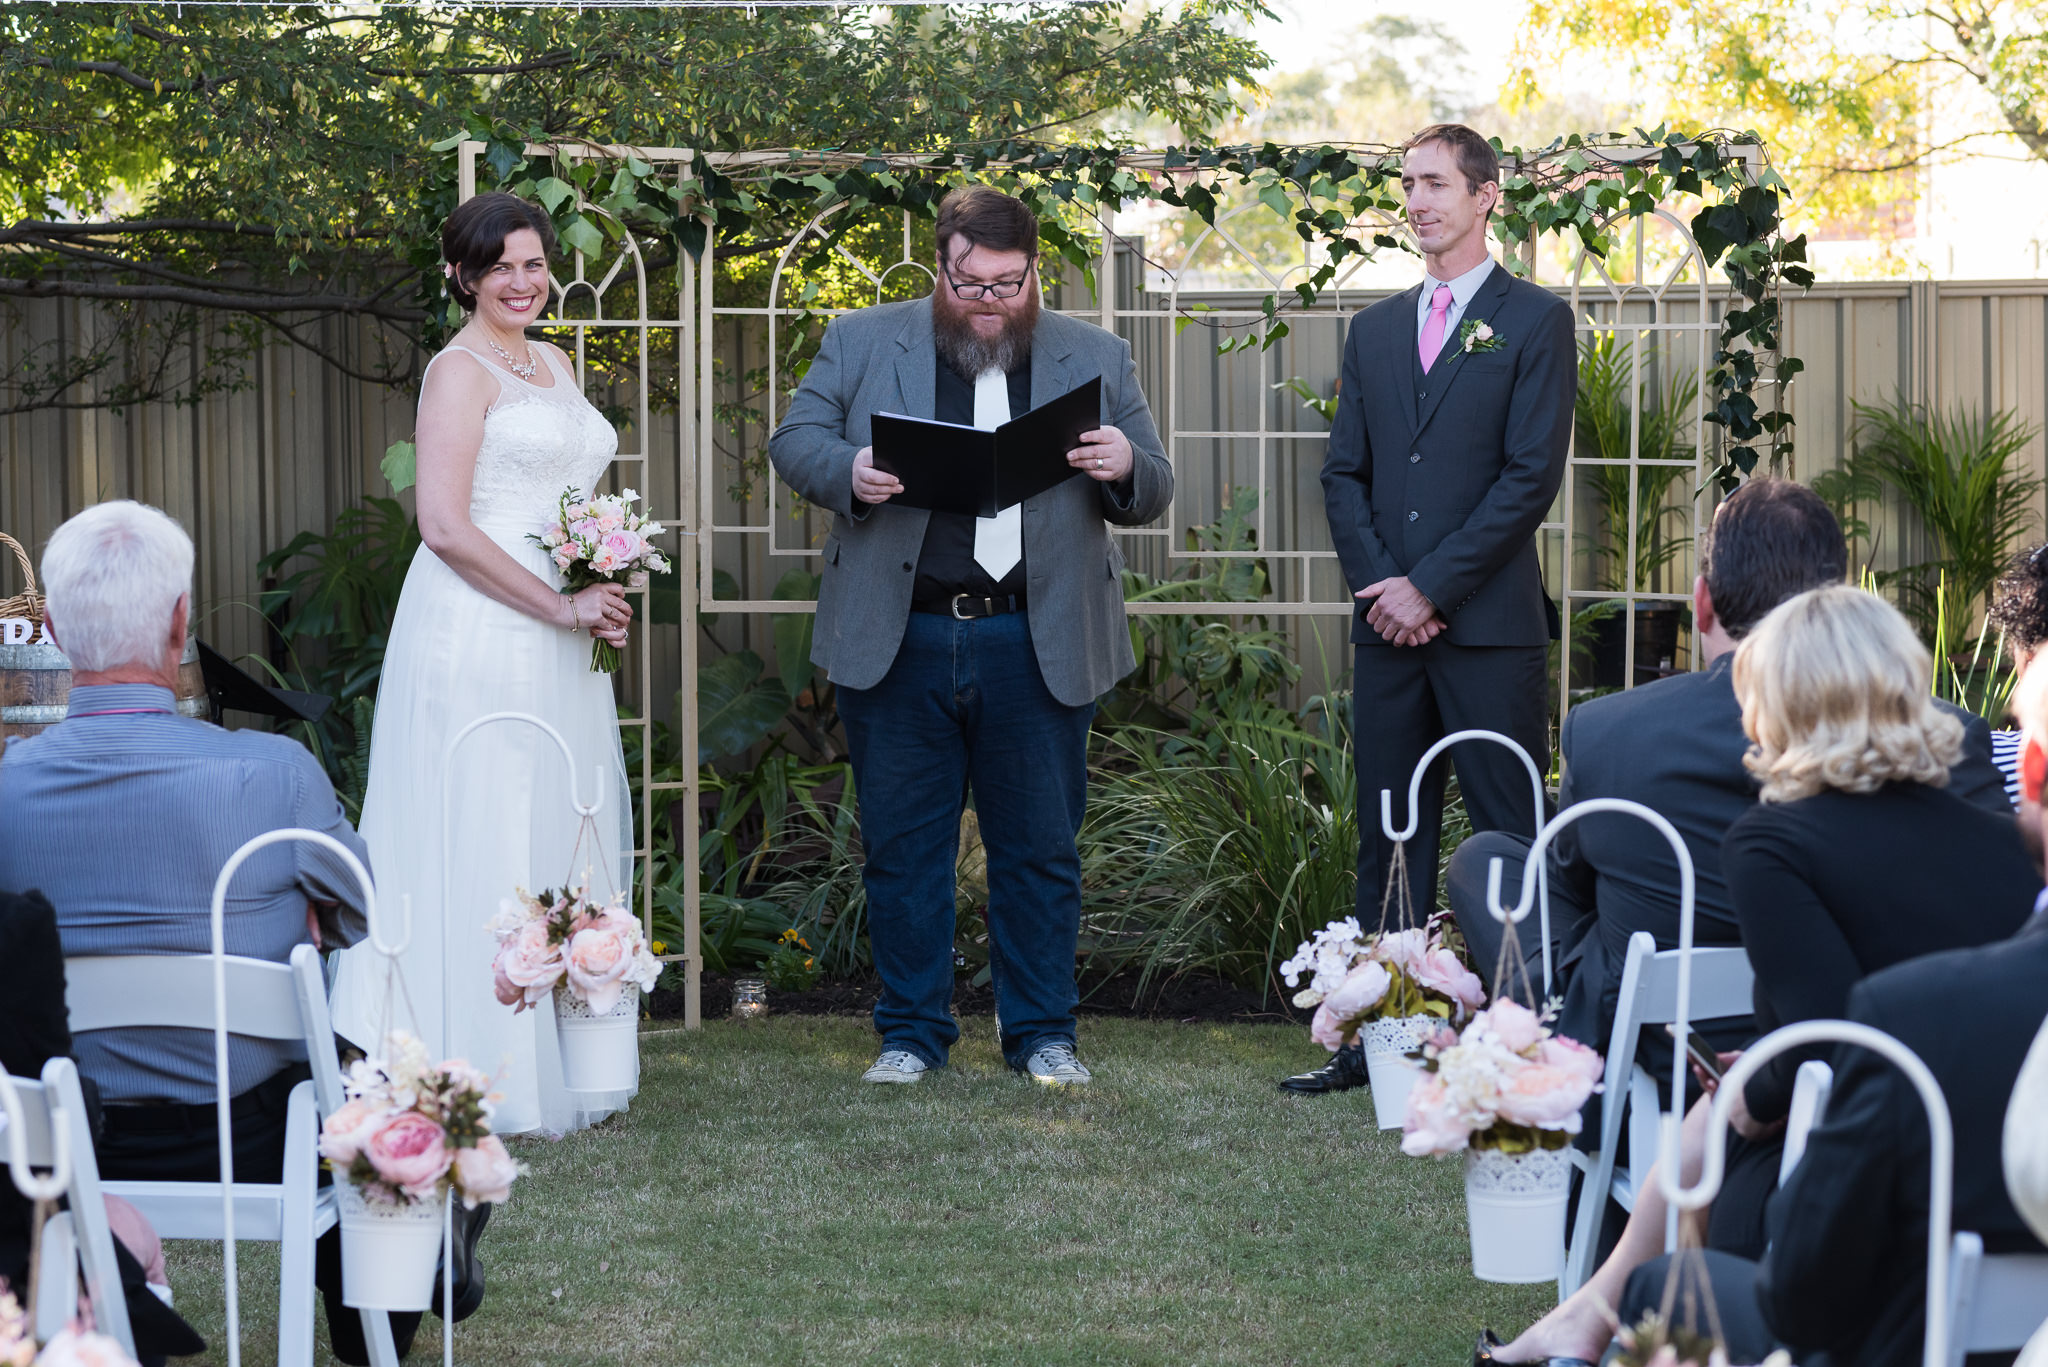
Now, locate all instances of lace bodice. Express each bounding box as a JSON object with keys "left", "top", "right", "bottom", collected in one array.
[{"left": 428, "top": 343, "right": 618, "bottom": 529}]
